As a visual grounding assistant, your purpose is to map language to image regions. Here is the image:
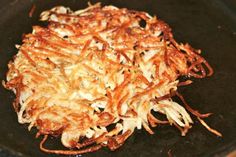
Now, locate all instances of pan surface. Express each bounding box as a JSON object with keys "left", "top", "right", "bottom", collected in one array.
[{"left": 0, "top": 0, "right": 235, "bottom": 157}]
